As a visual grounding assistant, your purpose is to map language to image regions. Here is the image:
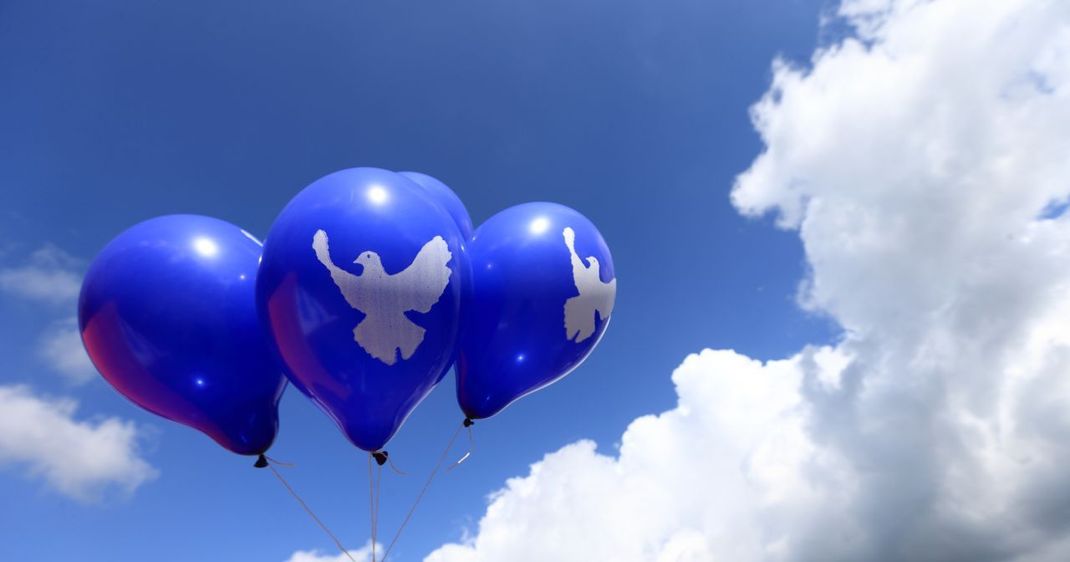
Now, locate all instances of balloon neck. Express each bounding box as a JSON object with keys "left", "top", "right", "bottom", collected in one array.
[
  {"left": 463, "top": 418, "right": 474, "bottom": 428},
  {"left": 254, "top": 454, "right": 269, "bottom": 468},
  {"left": 372, "top": 450, "right": 388, "bottom": 466}
]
